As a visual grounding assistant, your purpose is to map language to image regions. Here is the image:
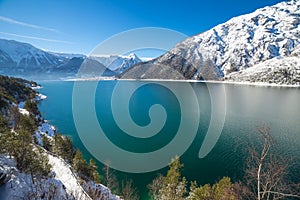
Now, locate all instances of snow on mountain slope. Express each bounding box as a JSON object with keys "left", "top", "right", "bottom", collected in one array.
[
  {"left": 226, "top": 54, "right": 300, "bottom": 85},
  {"left": 150, "top": 0, "right": 300, "bottom": 81},
  {"left": 0, "top": 39, "right": 64, "bottom": 68},
  {"left": 91, "top": 53, "right": 142, "bottom": 73},
  {"left": 0, "top": 39, "right": 142, "bottom": 79}
]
